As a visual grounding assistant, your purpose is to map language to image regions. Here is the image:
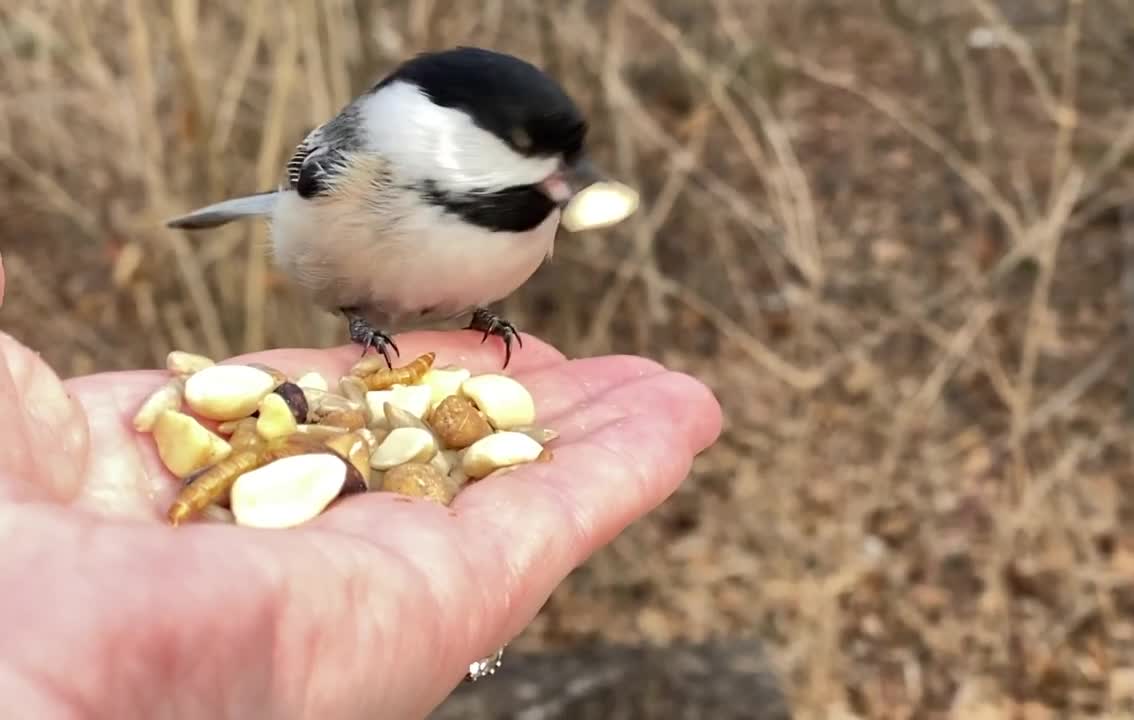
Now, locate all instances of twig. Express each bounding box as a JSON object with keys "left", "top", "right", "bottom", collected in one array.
[
  {"left": 0, "top": 255, "right": 112, "bottom": 358},
  {"left": 1120, "top": 205, "right": 1134, "bottom": 419},
  {"left": 967, "top": 0, "right": 1062, "bottom": 124},
  {"left": 878, "top": 302, "right": 997, "bottom": 480},
  {"left": 624, "top": 0, "right": 824, "bottom": 286},
  {"left": 1046, "top": 0, "right": 1084, "bottom": 207},
  {"left": 209, "top": 0, "right": 268, "bottom": 162},
  {"left": 243, "top": 7, "right": 300, "bottom": 353},
  {"left": 581, "top": 4, "right": 713, "bottom": 355},
  {"left": 124, "top": 0, "right": 229, "bottom": 359},
  {"left": 773, "top": 49, "right": 1025, "bottom": 242},
  {"left": 1011, "top": 167, "right": 1085, "bottom": 456}
]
